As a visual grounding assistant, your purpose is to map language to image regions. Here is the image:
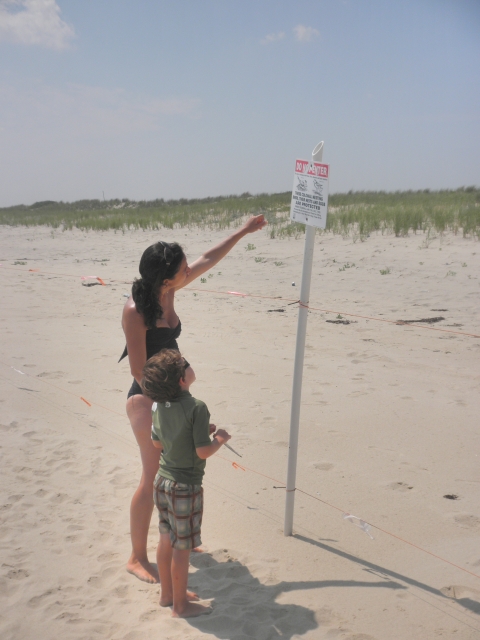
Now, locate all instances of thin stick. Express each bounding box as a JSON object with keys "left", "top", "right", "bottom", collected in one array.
[{"left": 224, "top": 442, "right": 242, "bottom": 458}]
